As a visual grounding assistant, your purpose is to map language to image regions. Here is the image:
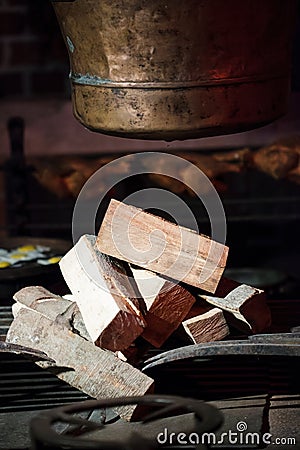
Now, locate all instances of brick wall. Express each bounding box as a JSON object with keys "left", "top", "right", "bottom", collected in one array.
[
  {"left": 0, "top": 0, "right": 70, "bottom": 98},
  {"left": 0, "top": 0, "right": 70, "bottom": 234}
]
